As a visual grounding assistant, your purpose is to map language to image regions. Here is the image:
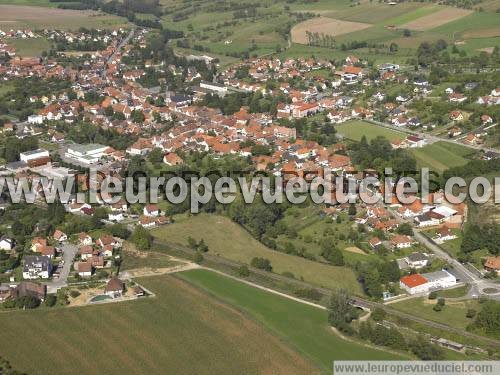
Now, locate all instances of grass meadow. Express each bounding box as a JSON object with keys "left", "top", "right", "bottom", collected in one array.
[
  {"left": 179, "top": 269, "right": 406, "bottom": 371},
  {"left": 390, "top": 296, "right": 480, "bottom": 331},
  {"left": 152, "top": 214, "right": 364, "bottom": 294},
  {"left": 336, "top": 120, "right": 406, "bottom": 142},
  {"left": 410, "top": 141, "right": 476, "bottom": 173}
]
